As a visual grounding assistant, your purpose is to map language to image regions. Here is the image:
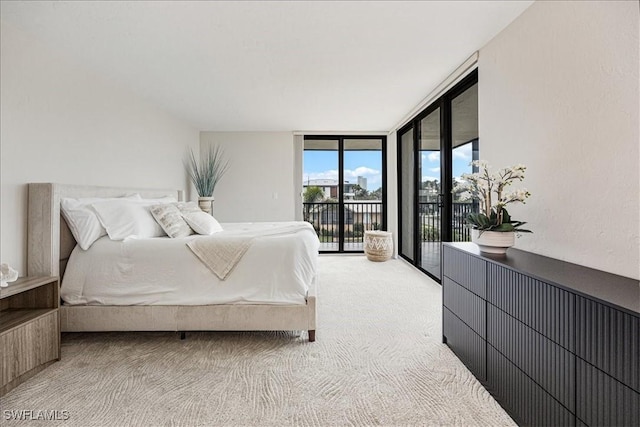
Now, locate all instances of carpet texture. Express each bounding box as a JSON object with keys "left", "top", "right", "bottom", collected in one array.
[{"left": 1, "top": 256, "right": 515, "bottom": 426}]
